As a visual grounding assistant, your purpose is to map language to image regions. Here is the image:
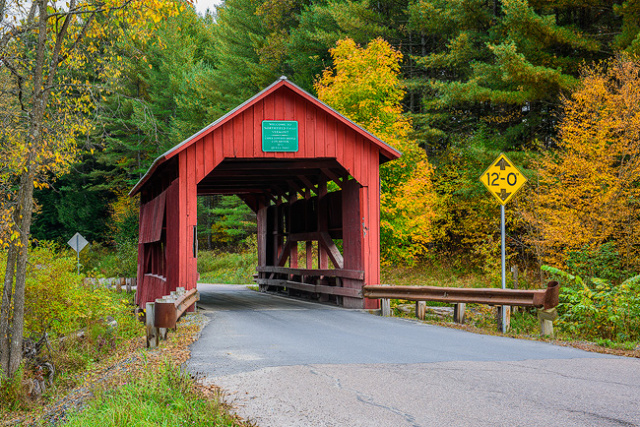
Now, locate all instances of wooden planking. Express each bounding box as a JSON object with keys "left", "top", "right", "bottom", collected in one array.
[
  {"left": 222, "top": 121, "right": 232, "bottom": 158},
  {"left": 178, "top": 151, "right": 188, "bottom": 292},
  {"left": 203, "top": 133, "right": 214, "bottom": 179},
  {"left": 306, "top": 101, "right": 316, "bottom": 159},
  {"left": 360, "top": 184, "right": 371, "bottom": 306},
  {"left": 354, "top": 134, "right": 361, "bottom": 184},
  {"left": 264, "top": 91, "right": 275, "bottom": 121},
  {"left": 186, "top": 145, "right": 198, "bottom": 290},
  {"left": 264, "top": 93, "right": 276, "bottom": 158},
  {"left": 213, "top": 126, "right": 224, "bottom": 166},
  {"left": 283, "top": 91, "right": 296, "bottom": 160},
  {"left": 342, "top": 179, "right": 363, "bottom": 271},
  {"left": 342, "top": 179, "right": 363, "bottom": 308},
  {"left": 274, "top": 90, "right": 284, "bottom": 159},
  {"left": 294, "top": 93, "right": 306, "bottom": 158},
  {"left": 284, "top": 88, "right": 295, "bottom": 120},
  {"left": 326, "top": 112, "right": 336, "bottom": 158},
  {"left": 195, "top": 138, "right": 205, "bottom": 183},
  {"left": 256, "top": 278, "right": 363, "bottom": 298},
  {"left": 244, "top": 108, "right": 253, "bottom": 158},
  {"left": 275, "top": 86, "right": 285, "bottom": 119},
  {"left": 316, "top": 109, "right": 326, "bottom": 157},
  {"left": 253, "top": 101, "right": 264, "bottom": 158},
  {"left": 165, "top": 180, "right": 179, "bottom": 295},
  {"left": 336, "top": 121, "right": 345, "bottom": 168},
  {"left": 343, "top": 128, "right": 355, "bottom": 182},
  {"left": 362, "top": 135, "right": 370, "bottom": 185},
  {"left": 364, "top": 146, "right": 380, "bottom": 309},
  {"left": 257, "top": 266, "right": 364, "bottom": 280},
  {"left": 233, "top": 112, "right": 243, "bottom": 157}
]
